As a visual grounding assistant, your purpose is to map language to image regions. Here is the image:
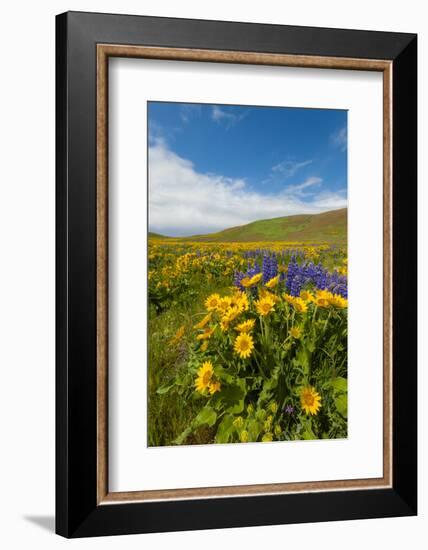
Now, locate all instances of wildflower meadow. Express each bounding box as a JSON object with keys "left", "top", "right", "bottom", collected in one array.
[{"left": 148, "top": 240, "right": 348, "bottom": 446}]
